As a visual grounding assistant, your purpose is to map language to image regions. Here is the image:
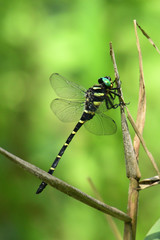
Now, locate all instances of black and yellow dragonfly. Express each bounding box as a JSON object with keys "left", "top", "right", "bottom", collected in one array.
[{"left": 36, "top": 73, "right": 120, "bottom": 194}]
